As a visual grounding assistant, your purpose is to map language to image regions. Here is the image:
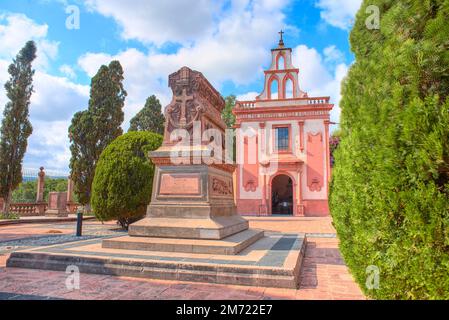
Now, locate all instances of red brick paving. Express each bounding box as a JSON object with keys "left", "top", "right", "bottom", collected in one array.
[{"left": 0, "top": 217, "right": 365, "bottom": 300}]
